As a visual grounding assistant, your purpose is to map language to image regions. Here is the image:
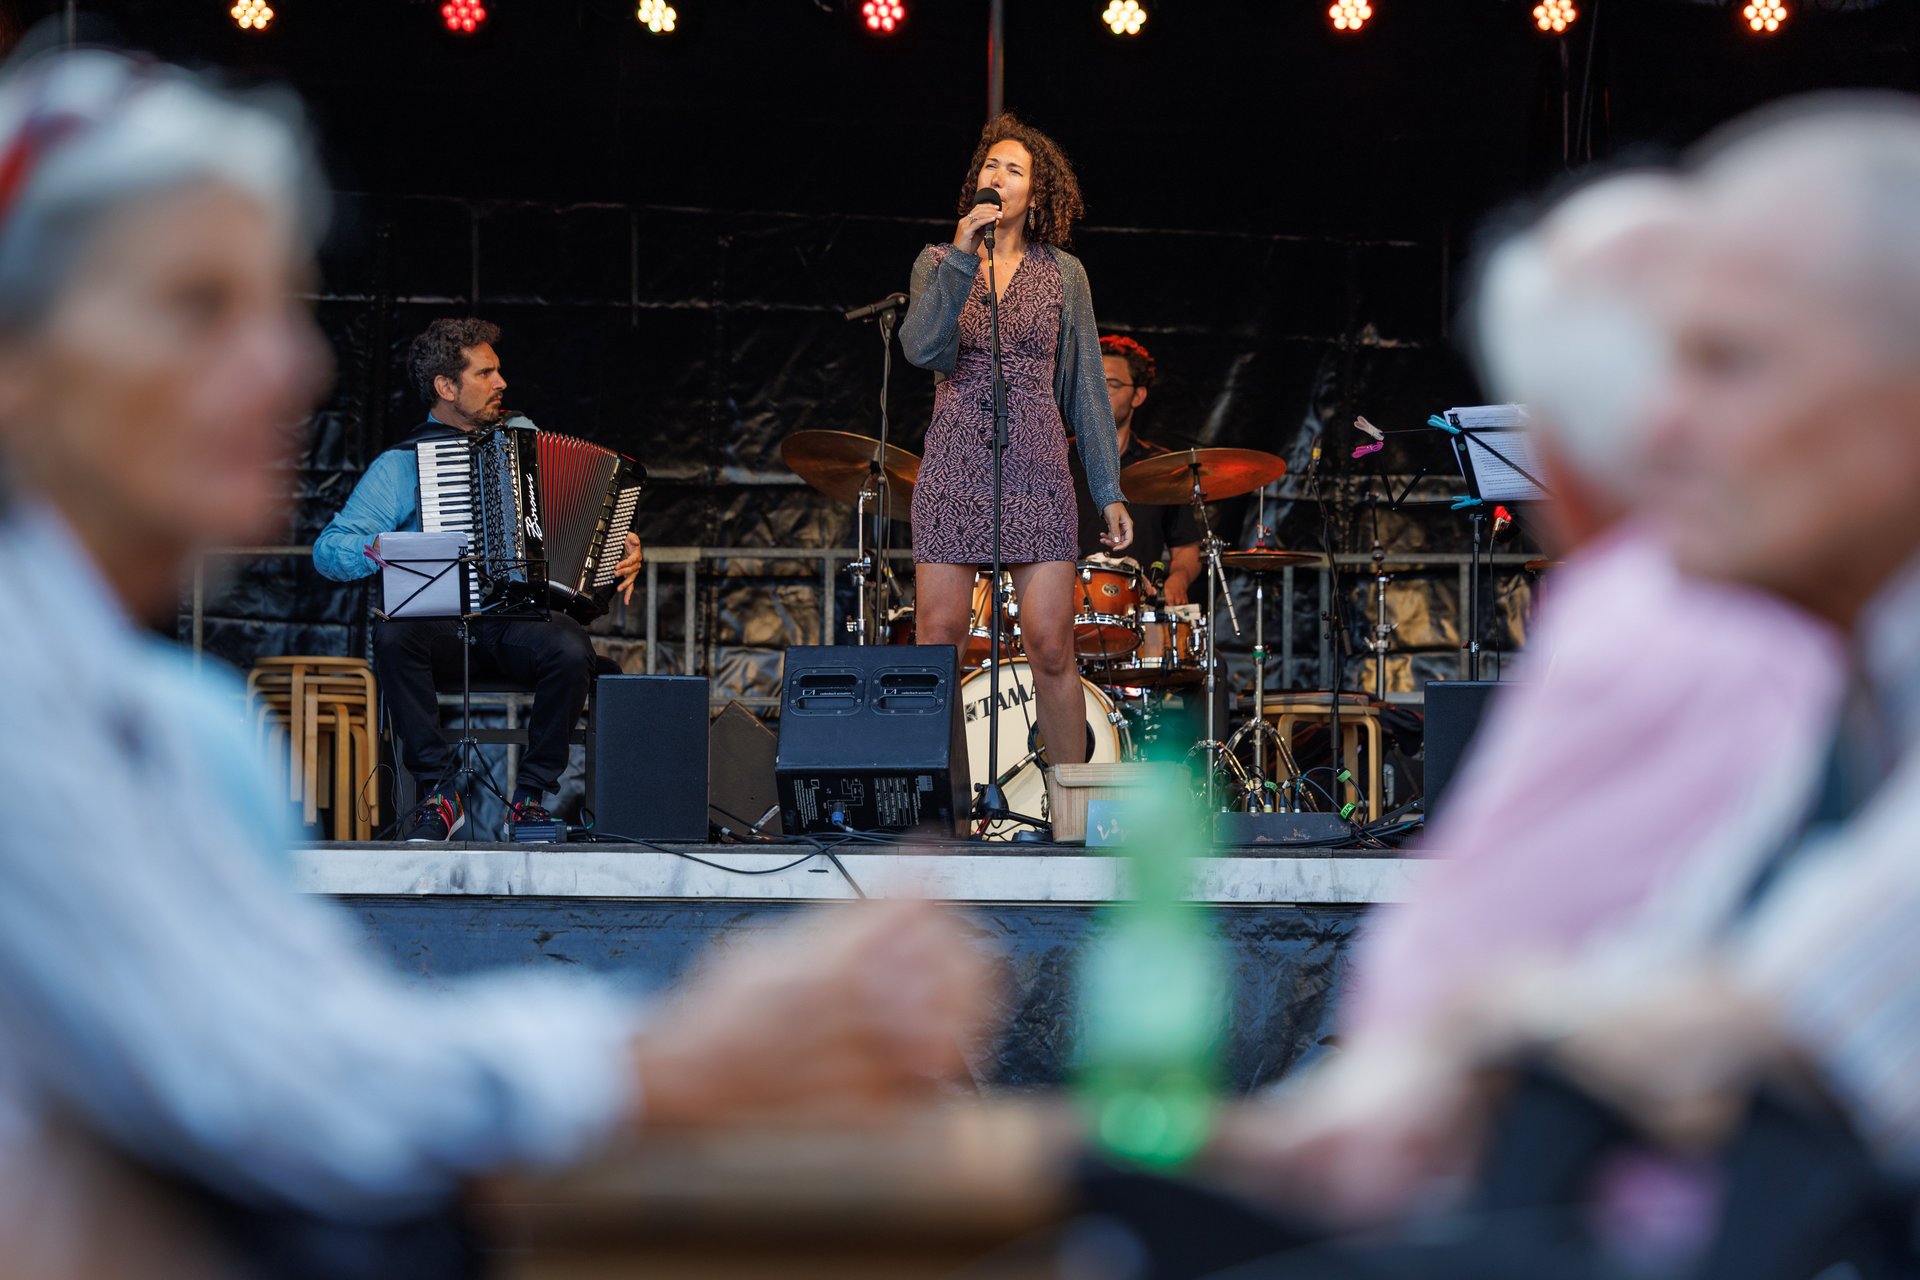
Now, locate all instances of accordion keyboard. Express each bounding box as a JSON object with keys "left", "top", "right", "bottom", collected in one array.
[{"left": 416, "top": 436, "right": 482, "bottom": 614}]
